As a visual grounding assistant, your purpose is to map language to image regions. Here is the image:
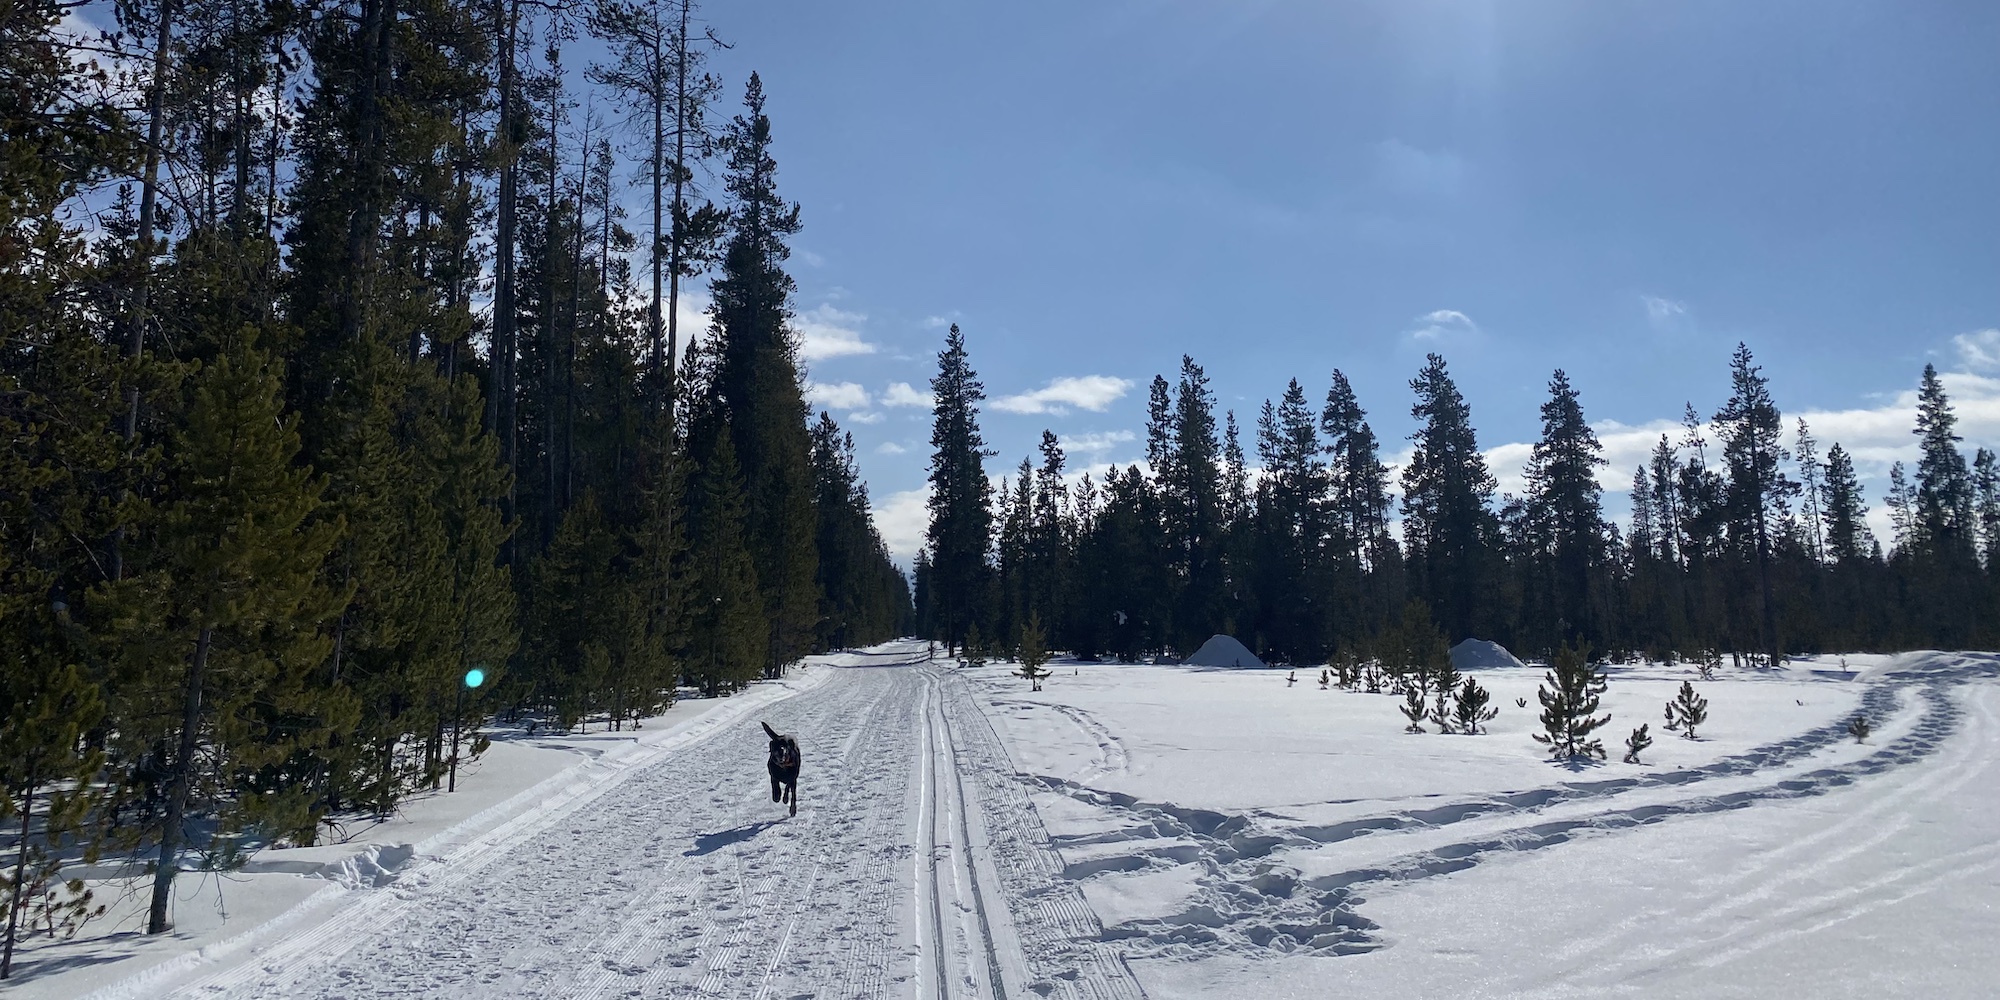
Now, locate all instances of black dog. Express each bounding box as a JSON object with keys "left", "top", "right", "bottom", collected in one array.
[{"left": 762, "top": 722, "right": 801, "bottom": 816}]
